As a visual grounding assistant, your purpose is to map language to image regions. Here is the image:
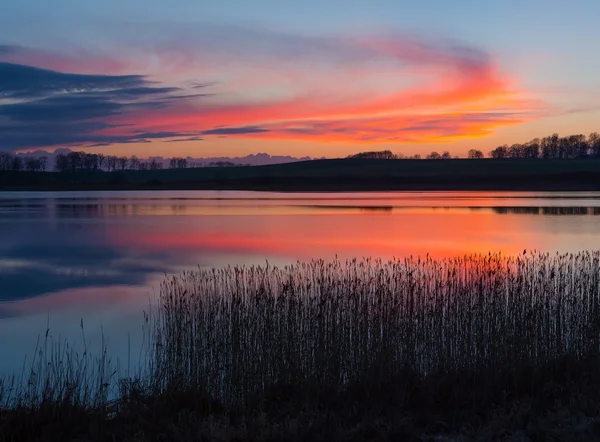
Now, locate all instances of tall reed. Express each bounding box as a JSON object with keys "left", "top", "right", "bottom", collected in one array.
[
  {"left": 149, "top": 251, "right": 600, "bottom": 406},
  {"left": 0, "top": 321, "right": 120, "bottom": 411},
  {"left": 4, "top": 251, "right": 600, "bottom": 412}
]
